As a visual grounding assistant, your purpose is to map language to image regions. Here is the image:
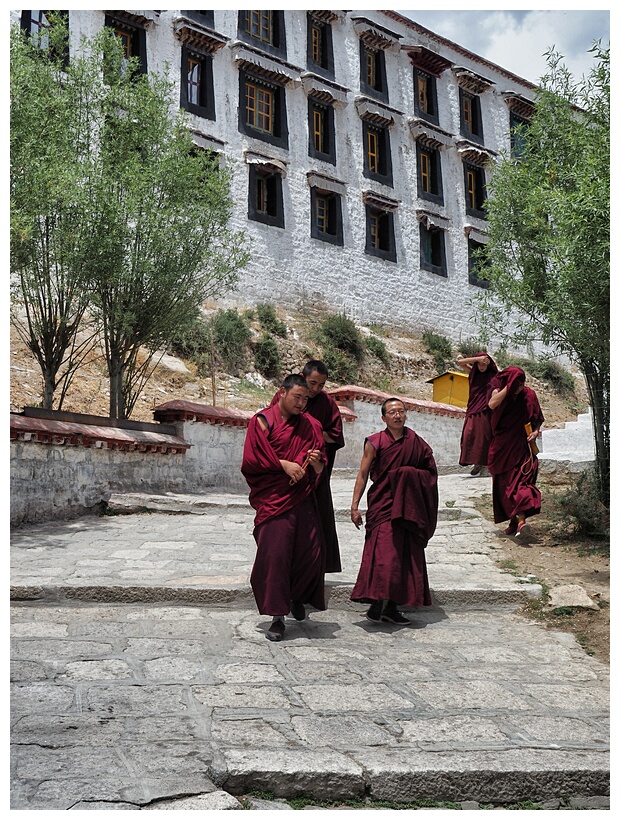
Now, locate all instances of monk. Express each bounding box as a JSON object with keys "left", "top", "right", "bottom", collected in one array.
[
  {"left": 456, "top": 352, "right": 498, "bottom": 475},
  {"left": 349, "top": 398, "right": 438, "bottom": 624},
  {"left": 241, "top": 373, "right": 327, "bottom": 641},
  {"left": 487, "top": 366, "right": 544, "bottom": 538},
  {"left": 269, "top": 360, "right": 345, "bottom": 573}
]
